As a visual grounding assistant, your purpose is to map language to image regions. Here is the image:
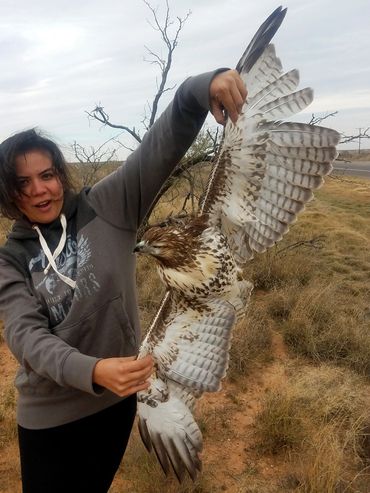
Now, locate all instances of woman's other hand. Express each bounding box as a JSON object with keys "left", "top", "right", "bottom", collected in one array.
[{"left": 92, "top": 355, "right": 154, "bottom": 397}]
